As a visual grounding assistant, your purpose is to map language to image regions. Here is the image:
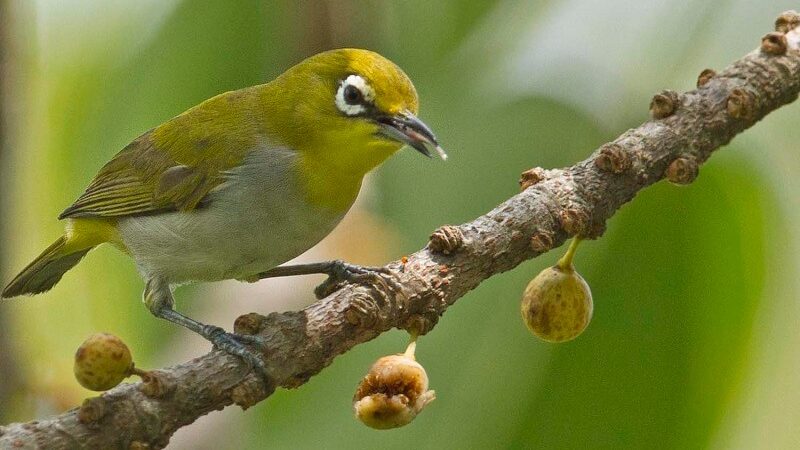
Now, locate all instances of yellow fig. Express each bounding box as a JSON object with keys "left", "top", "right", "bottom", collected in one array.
[
  {"left": 74, "top": 333, "right": 133, "bottom": 391},
  {"left": 521, "top": 238, "right": 593, "bottom": 342}
]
